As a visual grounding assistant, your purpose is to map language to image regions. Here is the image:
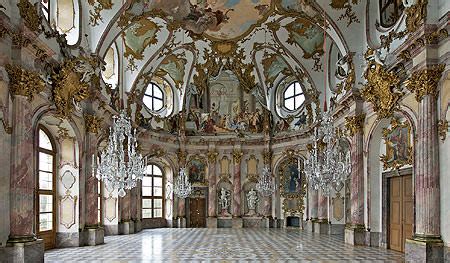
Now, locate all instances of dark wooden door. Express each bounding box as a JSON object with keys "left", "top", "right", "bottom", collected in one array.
[
  {"left": 389, "top": 175, "right": 413, "bottom": 252},
  {"left": 189, "top": 198, "right": 206, "bottom": 228}
]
